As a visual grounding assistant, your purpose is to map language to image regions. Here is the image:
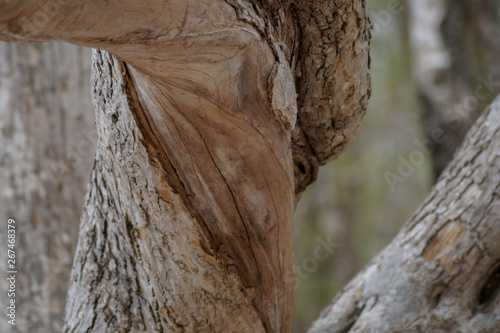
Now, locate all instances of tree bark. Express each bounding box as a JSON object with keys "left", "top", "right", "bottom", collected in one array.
[
  {"left": 409, "top": 0, "right": 500, "bottom": 177},
  {"left": 0, "top": 43, "right": 93, "bottom": 332},
  {"left": 64, "top": 49, "right": 272, "bottom": 333},
  {"left": 308, "top": 96, "right": 500, "bottom": 332},
  {"left": 0, "top": 0, "right": 371, "bottom": 332}
]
